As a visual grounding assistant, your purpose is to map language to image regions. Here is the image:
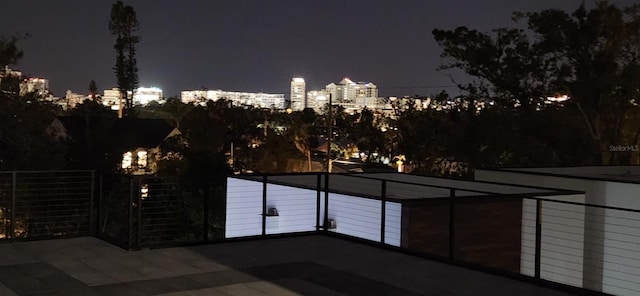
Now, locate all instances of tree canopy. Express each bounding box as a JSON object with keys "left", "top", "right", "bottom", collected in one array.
[
  {"left": 432, "top": 1, "right": 640, "bottom": 165},
  {"left": 0, "top": 35, "right": 24, "bottom": 67}
]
